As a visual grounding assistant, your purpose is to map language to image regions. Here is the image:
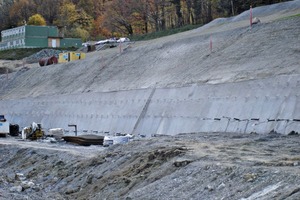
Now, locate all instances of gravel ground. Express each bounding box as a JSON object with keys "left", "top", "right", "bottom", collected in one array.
[{"left": 0, "top": 132, "right": 300, "bottom": 199}]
